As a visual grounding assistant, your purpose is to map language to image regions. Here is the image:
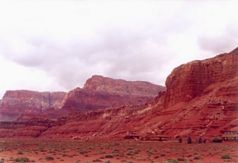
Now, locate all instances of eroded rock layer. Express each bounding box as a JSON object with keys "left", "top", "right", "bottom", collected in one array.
[
  {"left": 0, "top": 48, "right": 237, "bottom": 139},
  {"left": 61, "top": 76, "right": 165, "bottom": 110},
  {"left": 0, "top": 91, "right": 66, "bottom": 121},
  {"left": 43, "top": 48, "right": 238, "bottom": 139},
  {"left": 84, "top": 75, "right": 164, "bottom": 96}
]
